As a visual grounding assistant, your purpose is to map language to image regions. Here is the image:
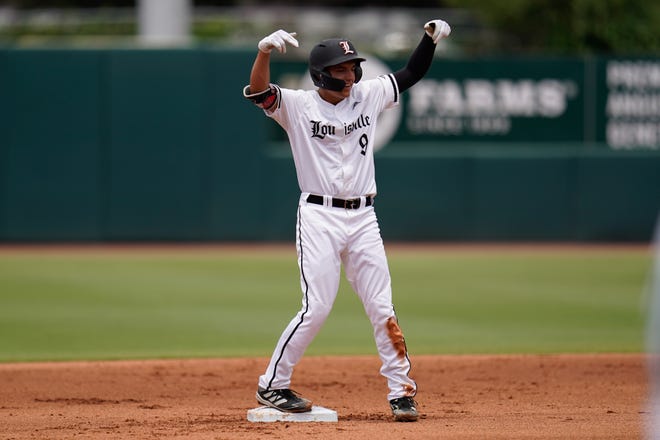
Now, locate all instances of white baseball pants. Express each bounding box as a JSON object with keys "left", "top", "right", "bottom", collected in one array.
[{"left": 258, "top": 194, "right": 417, "bottom": 401}]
